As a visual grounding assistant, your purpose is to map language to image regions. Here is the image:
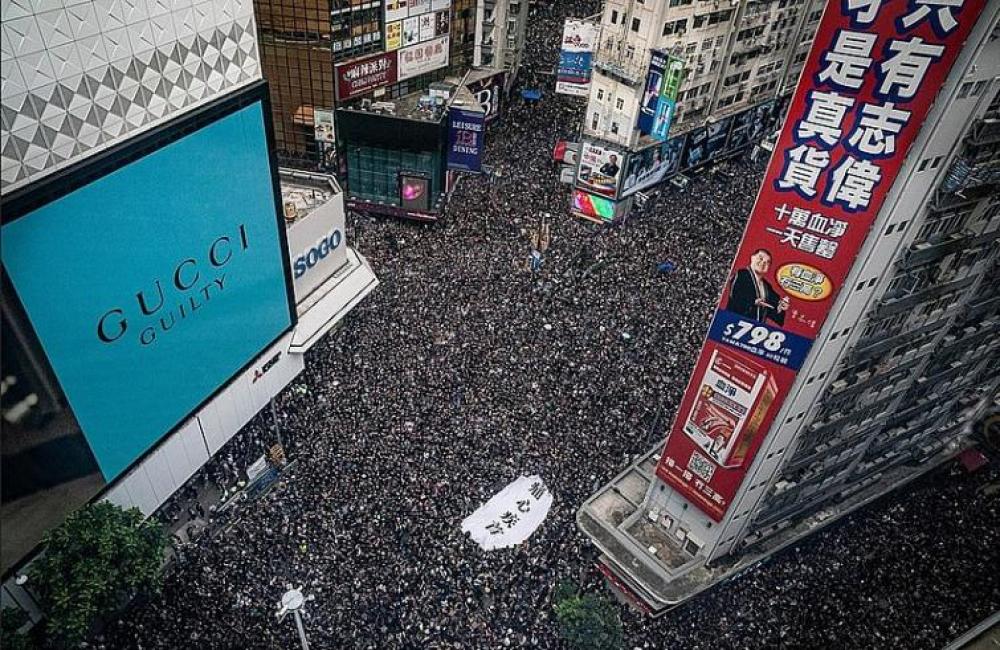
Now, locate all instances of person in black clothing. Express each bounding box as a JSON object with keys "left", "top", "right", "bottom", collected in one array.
[
  {"left": 725, "top": 248, "right": 788, "bottom": 325},
  {"left": 599, "top": 154, "right": 619, "bottom": 178}
]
